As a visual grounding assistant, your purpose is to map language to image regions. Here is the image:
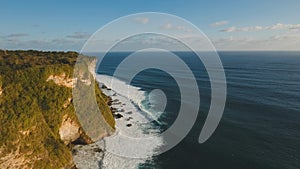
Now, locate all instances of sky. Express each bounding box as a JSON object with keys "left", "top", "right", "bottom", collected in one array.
[{"left": 1, "top": 0, "right": 300, "bottom": 51}]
